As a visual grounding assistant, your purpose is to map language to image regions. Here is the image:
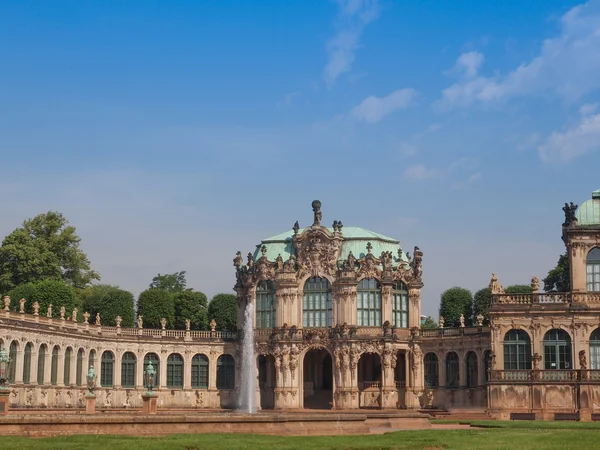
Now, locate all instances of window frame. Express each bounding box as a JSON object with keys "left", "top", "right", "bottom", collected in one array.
[{"left": 357, "top": 278, "right": 382, "bottom": 327}]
